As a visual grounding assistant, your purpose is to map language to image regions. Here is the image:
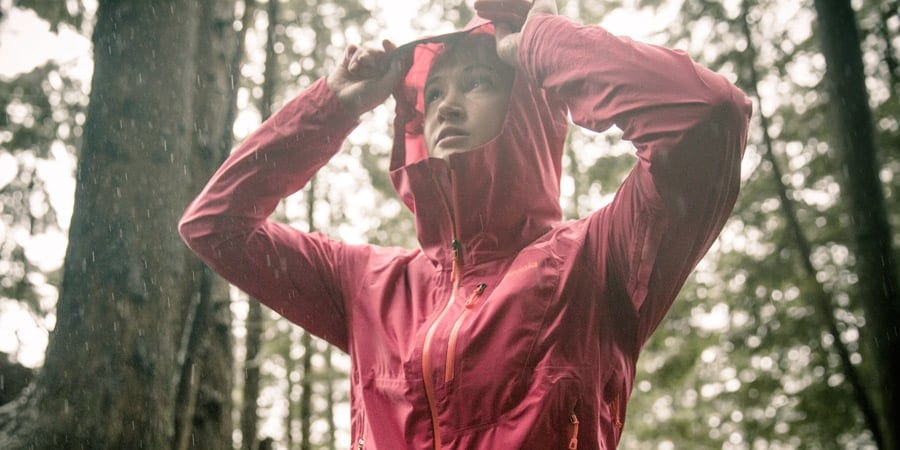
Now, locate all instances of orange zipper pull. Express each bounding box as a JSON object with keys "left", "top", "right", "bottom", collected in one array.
[
  {"left": 465, "top": 283, "right": 487, "bottom": 308},
  {"left": 568, "top": 413, "right": 579, "bottom": 449},
  {"left": 611, "top": 398, "right": 623, "bottom": 429}
]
